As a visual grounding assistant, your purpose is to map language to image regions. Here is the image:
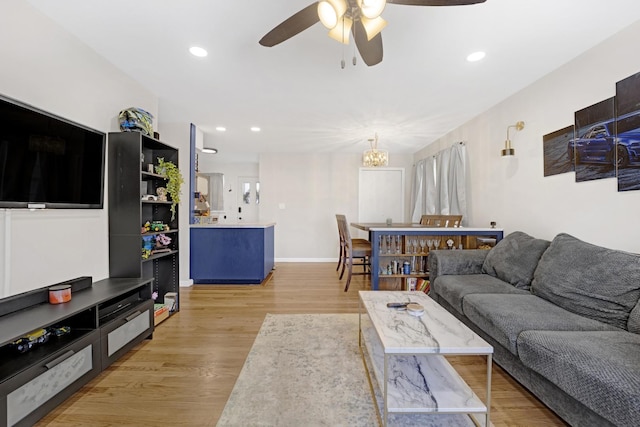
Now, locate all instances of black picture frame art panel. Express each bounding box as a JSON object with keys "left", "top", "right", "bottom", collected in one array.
[
  {"left": 615, "top": 71, "right": 640, "bottom": 192},
  {"left": 543, "top": 125, "right": 575, "bottom": 177},
  {"left": 573, "top": 97, "right": 616, "bottom": 182}
]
